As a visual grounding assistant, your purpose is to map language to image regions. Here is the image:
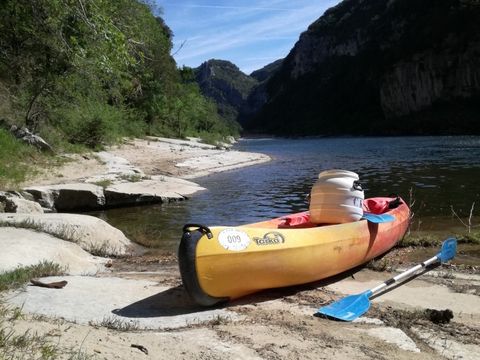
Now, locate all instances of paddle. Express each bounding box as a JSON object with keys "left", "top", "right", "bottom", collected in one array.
[
  {"left": 362, "top": 212, "right": 395, "bottom": 223},
  {"left": 316, "top": 238, "right": 457, "bottom": 321}
]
